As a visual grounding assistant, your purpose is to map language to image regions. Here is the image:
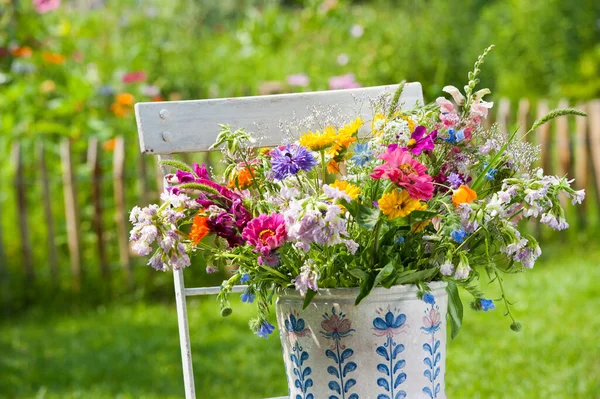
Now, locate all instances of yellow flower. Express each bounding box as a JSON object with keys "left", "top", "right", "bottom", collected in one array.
[
  {"left": 411, "top": 220, "right": 431, "bottom": 233},
  {"left": 327, "top": 159, "right": 341, "bottom": 174},
  {"left": 339, "top": 117, "right": 365, "bottom": 136},
  {"left": 42, "top": 52, "right": 66, "bottom": 65},
  {"left": 372, "top": 113, "right": 388, "bottom": 136},
  {"left": 401, "top": 115, "right": 416, "bottom": 133},
  {"left": 299, "top": 125, "right": 338, "bottom": 151},
  {"left": 331, "top": 180, "right": 360, "bottom": 200},
  {"left": 378, "top": 189, "right": 421, "bottom": 219}
]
